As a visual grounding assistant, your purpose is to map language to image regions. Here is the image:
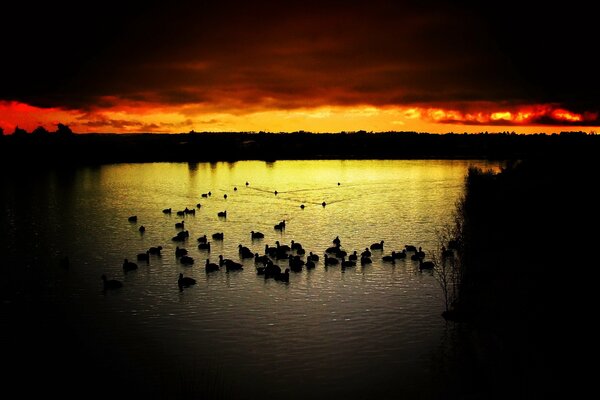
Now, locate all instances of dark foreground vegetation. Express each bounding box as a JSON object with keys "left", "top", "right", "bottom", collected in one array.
[
  {"left": 1, "top": 130, "right": 599, "bottom": 164},
  {"left": 436, "top": 153, "right": 598, "bottom": 398}
]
